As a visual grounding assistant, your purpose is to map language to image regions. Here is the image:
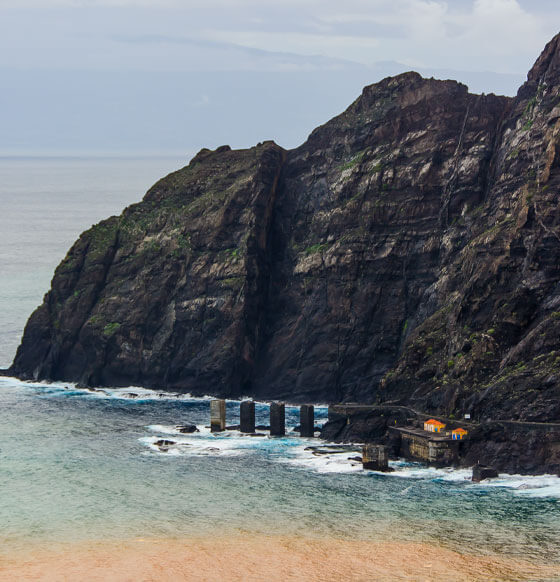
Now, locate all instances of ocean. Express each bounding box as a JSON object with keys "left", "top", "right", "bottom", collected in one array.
[
  {"left": 0, "top": 157, "right": 559, "bottom": 581},
  {"left": 0, "top": 156, "right": 186, "bottom": 369}
]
